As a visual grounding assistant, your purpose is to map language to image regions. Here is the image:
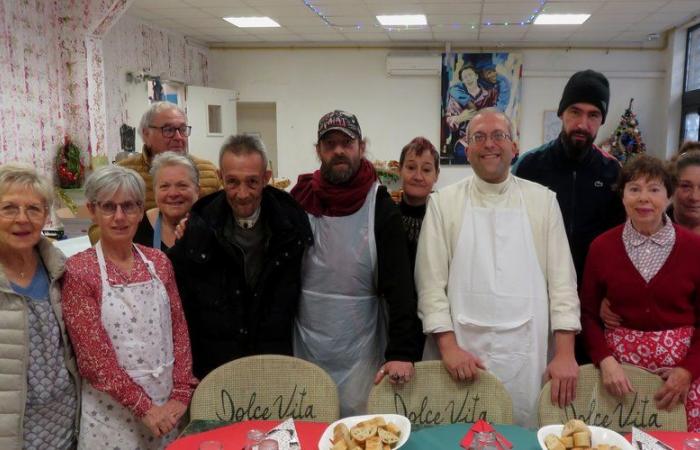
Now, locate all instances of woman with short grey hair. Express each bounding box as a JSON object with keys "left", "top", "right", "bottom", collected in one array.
[
  {"left": 0, "top": 163, "right": 80, "bottom": 450},
  {"left": 62, "top": 165, "right": 197, "bottom": 449},
  {"left": 134, "top": 152, "right": 200, "bottom": 250}
]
